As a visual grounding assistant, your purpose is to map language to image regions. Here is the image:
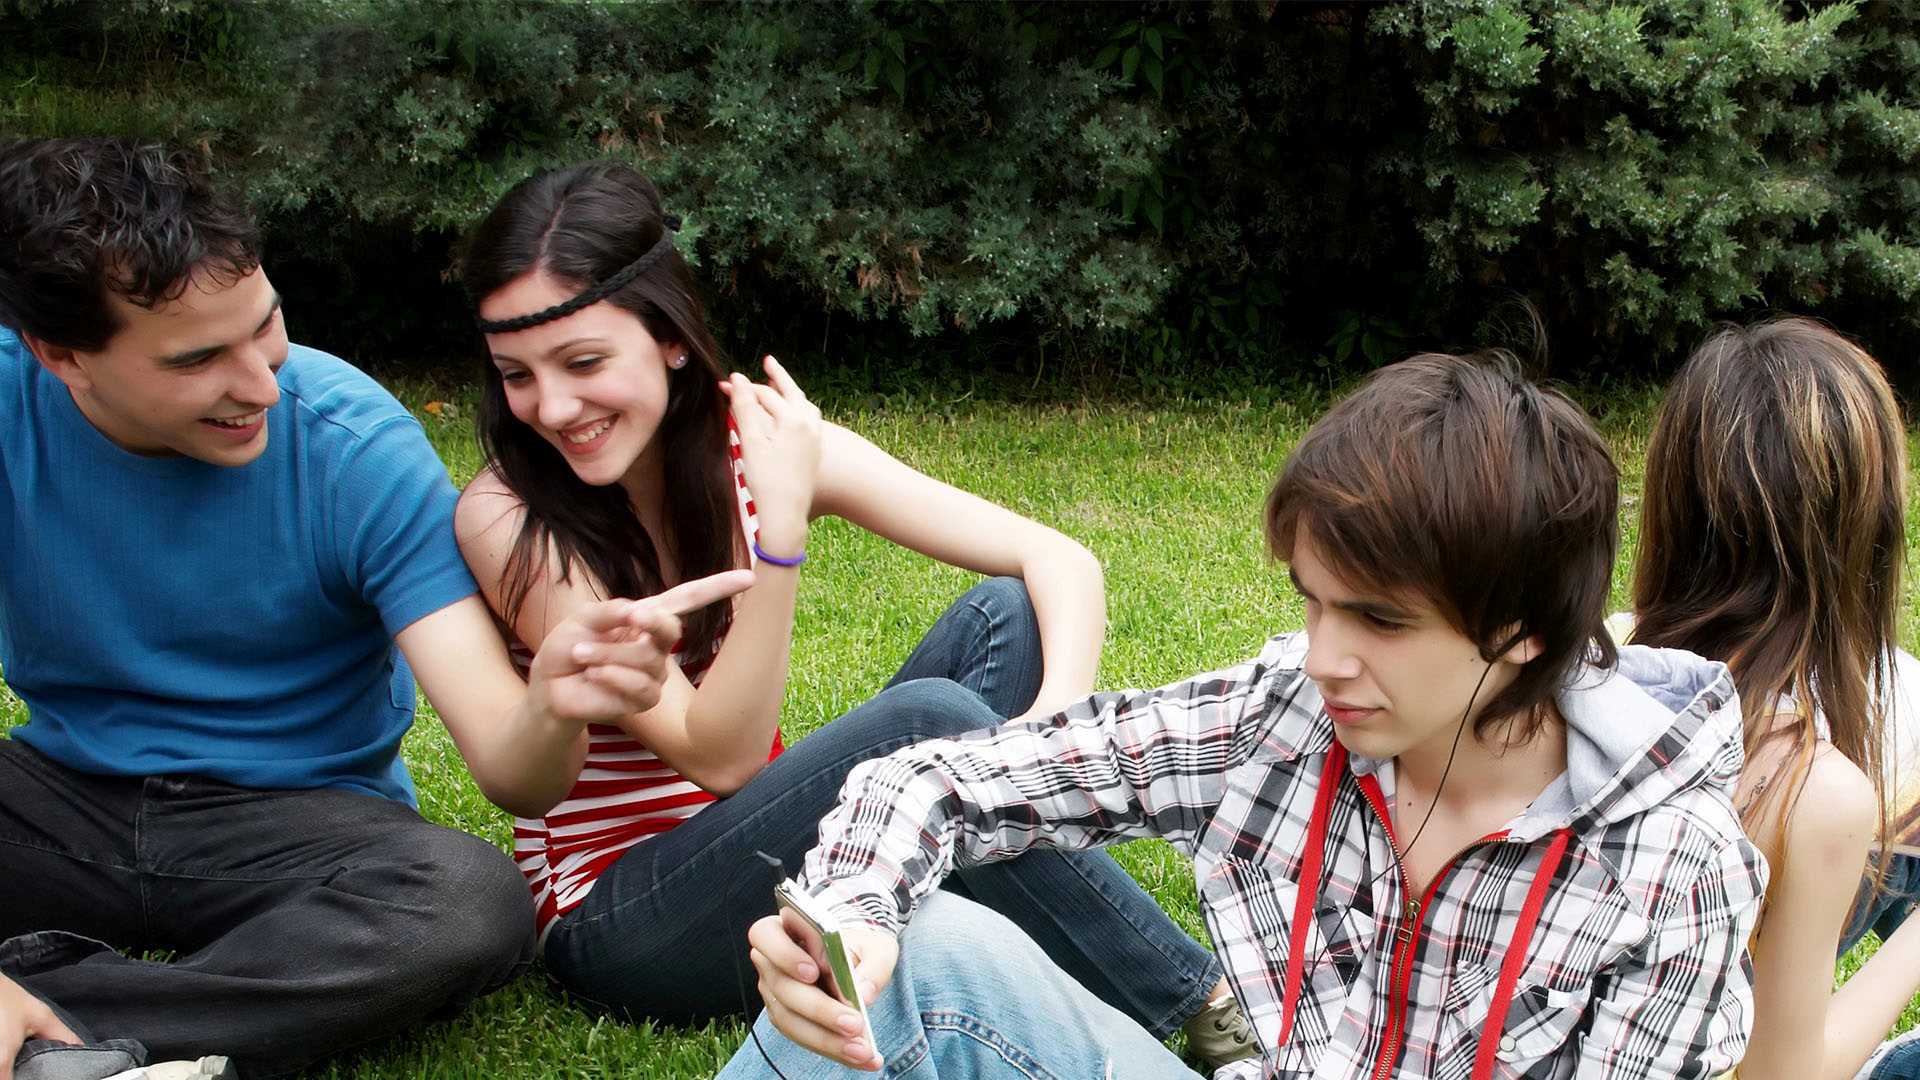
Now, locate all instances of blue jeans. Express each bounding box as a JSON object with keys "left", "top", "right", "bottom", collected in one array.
[
  {"left": 719, "top": 891, "right": 1207, "bottom": 1080},
  {"left": 1876, "top": 1038, "right": 1920, "bottom": 1080},
  {"left": 542, "top": 578, "right": 1223, "bottom": 1039},
  {"left": 1847, "top": 854, "right": 1920, "bottom": 1079},
  {"left": 1841, "top": 853, "right": 1920, "bottom": 955}
]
